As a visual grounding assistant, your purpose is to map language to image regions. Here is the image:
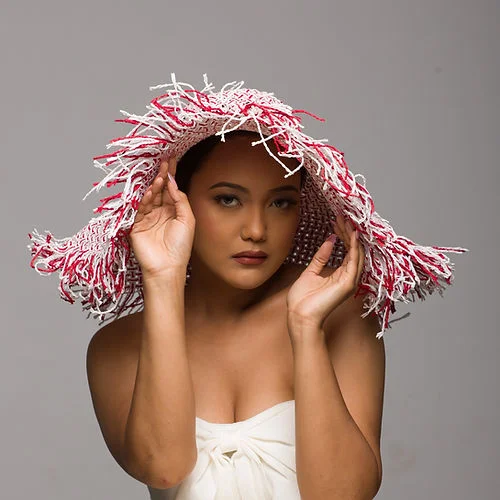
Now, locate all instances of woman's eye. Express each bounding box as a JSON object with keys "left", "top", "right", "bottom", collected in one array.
[
  {"left": 215, "top": 195, "right": 240, "bottom": 207},
  {"left": 214, "top": 195, "right": 297, "bottom": 209},
  {"left": 273, "top": 199, "right": 297, "bottom": 209}
]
